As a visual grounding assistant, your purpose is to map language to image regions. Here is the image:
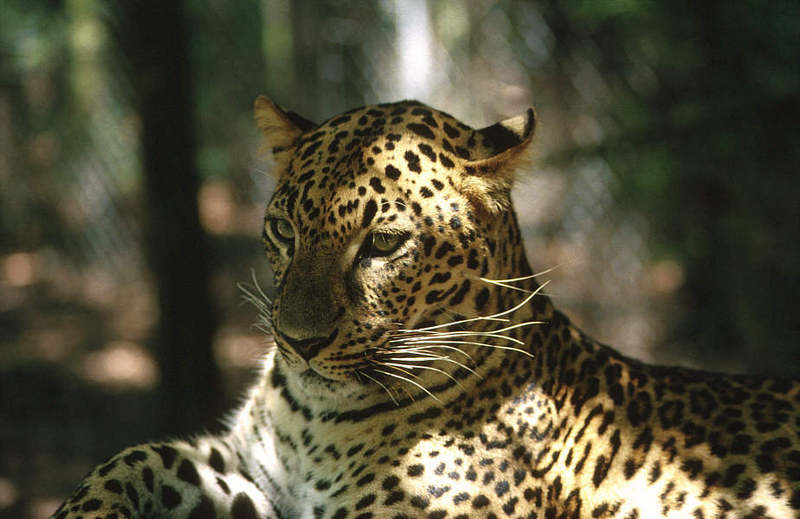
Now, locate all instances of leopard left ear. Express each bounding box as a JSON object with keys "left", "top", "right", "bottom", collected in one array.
[
  {"left": 459, "top": 108, "right": 536, "bottom": 215},
  {"left": 254, "top": 95, "right": 317, "bottom": 155}
]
